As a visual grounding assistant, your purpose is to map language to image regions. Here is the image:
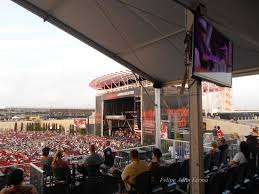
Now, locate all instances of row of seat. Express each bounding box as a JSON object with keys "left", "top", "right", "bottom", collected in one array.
[
  {"left": 131, "top": 159, "right": 190, "bottom": 194},
  {"left": 205, "top": 162, "right": 259, "bottom": 194}
]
